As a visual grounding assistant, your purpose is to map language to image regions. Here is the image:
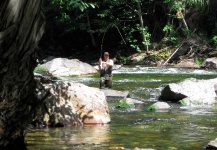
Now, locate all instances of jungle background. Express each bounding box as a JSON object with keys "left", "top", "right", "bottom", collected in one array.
[
  {"left": 40, "top": 0, "right": 217, "bottom": 64},
  {"left": 0, "top": 0, "right": 217, "bottom": 149}
]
